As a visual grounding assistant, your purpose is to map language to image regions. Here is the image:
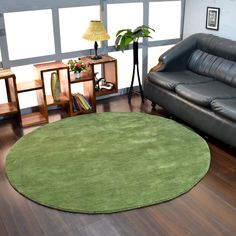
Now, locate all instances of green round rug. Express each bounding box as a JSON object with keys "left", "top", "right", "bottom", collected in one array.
[{"left": 6, "top": 112, "right": 210, "bottom": 213}]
